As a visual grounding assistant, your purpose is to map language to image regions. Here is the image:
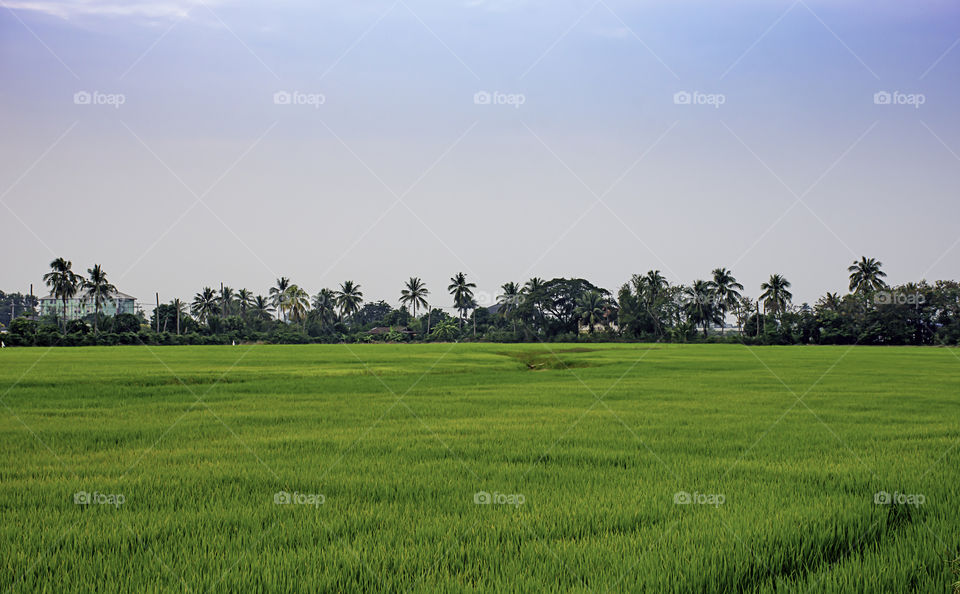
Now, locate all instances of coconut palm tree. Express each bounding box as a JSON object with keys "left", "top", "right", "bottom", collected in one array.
[
  {"left": 83, "top": 264, "right": 116, "bottom": 333},
  {"left": 251, "top": 295, "right": 274, "bottom": 321},
  {"left": 467, "top": 297, "right": 479, "bottom": 337},
  {"left": 43, "top": 257, "right": 80, "bottom": 333},
  {"left": 400, "top": 278, "right": 430, "bottom": 320},
  {"left": 497, "top": 282, "right": 521, "bottom": 332},
  {"left": 848, "top": 257, "right": 888, "bottom": 294},
  {"left": 711, "top": 267, "right": 744, "bottom": 335},
  {"left": 522, "top": 277, "right": 544, "bottom": 311},
  {"left": 269, "top": 277, "right": 290, "bottom": 322},
  {"left": 283, "top": 285, "right": 310, "bottom": 328},
  {"left": 575, "top": 290, "right": 607, "bottom": 333},
  {"left": 220, "top": 285, "right": 236, "bottom": 317},
  {"left": 684, "top": 280, "right": 718, "bottom": 337},
  {"left": 497, "top": 282, "right": 520, "bottom": 314},
  {"left": 171, "top": 298, "right": 185, "bottom": 335},
  {"left": 819, "top": 292, "right": 842, "bottom": 312},
  {"left": 191, "top": 287, "right": 220, "bottom": 325},
  {"left": 335, "top": 281, "right": 364, "bottom": 321},
  {"left": 759, "top": 274, "right": 793, "bottom": 321},
  {"left": 632, "top": 270, "right": 670, "bottom": 338},
  {"left": 448, "top": 272, "right": 476, "bottom": 329},
  {"left": 311, "top": 289, "right": 338, "bottom": 330},
  {"left": 237, "top": 288, "right": 254, "bottom": 319}
]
